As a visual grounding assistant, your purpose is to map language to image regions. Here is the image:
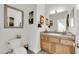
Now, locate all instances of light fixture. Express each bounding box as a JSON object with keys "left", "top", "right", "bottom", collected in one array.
[
  {"left": 76, "top": 4, "right": 79, "bottom": 7},
  {"left": 49, "top": 9, "right": 65, "bottom": 15},
  {"left": 49, "top": 11, "right": 56, "bottom": 14},
  {"left": 57, "top": 9, "right": 64, "bottom": 13}
]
